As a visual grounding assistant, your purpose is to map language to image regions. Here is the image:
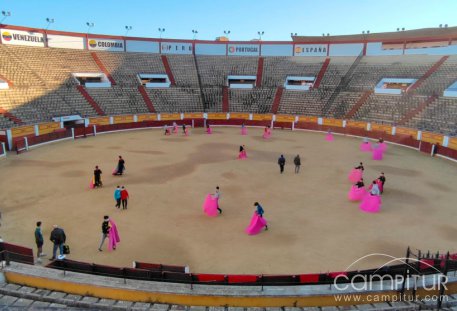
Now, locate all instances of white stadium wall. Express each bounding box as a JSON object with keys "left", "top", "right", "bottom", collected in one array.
[
  {"left": 404, "top": 44, "right": 457, "bottom": 55},
  {"left": 329, "top": 43, "right": 364, "bottom": 56},
  {"left": 1, "top": 28, "right": 45, "bottom": 47},
  {"left": 125, "top": 40, "right": 160, "bottom": 53},
  {"left": 366, "top": 42, "right": 403, "bottom": 56},
  {"left": 1, "top": 25, "right": 457, "bottom": 57},
  {"left": 47, "top": 34, "right": 85, "bottom": 49},
  {"left": 261, "top": 44, "right": 293, "bottom": 56},
  {"left": 195, "top": 43, "right": 226, "bottom": 55}
]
